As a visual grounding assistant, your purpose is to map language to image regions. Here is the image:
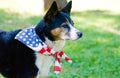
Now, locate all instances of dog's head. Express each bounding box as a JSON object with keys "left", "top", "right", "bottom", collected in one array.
[{"left": 36, "top": 1, "right": 82, "bottom": 41}]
